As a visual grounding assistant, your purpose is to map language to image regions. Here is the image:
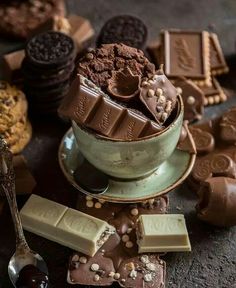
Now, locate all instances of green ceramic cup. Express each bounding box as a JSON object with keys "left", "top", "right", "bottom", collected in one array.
[{"left": 72, "top": 95, "right": 184, "bottom": 180}]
